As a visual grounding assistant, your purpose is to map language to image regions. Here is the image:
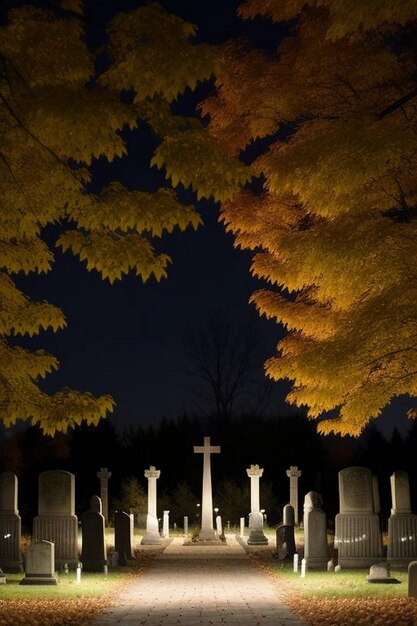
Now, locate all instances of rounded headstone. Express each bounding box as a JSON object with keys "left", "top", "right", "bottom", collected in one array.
[
  {"left": 283, "top": 504, "right": 295, "bottom": 527},
  {"left": 409, "top": 561, "right": 417, "bottom": 597},
  {"left": 90, "top": 495, "right": 102, "bottom": 514}
]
